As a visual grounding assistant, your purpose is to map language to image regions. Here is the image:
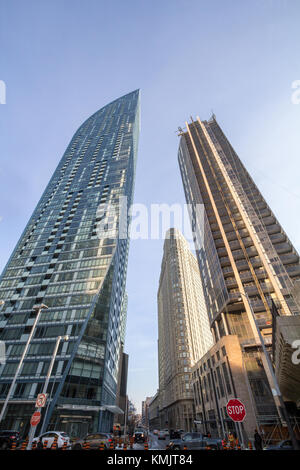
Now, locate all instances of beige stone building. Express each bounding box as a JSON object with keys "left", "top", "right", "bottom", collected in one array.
[
  {"left": 191, "top": 335, "right": 257, "bottom": 439},
  {"left": 158, "top": 228, "right": 213, "bottom": 431}
]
